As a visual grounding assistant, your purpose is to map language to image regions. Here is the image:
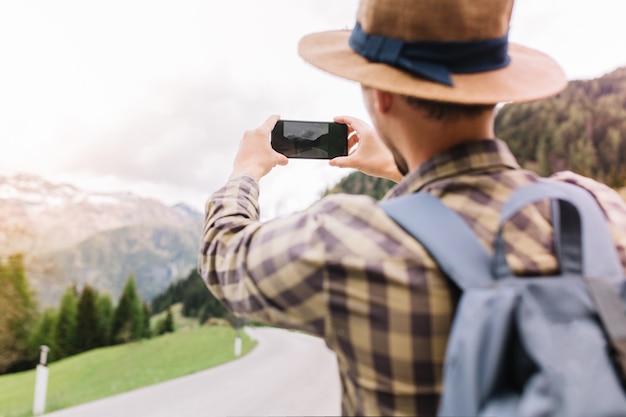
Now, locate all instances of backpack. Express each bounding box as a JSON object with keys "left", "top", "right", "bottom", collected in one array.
[{"left": 380, "top": 179, "right": 626, "bottom": 416}]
